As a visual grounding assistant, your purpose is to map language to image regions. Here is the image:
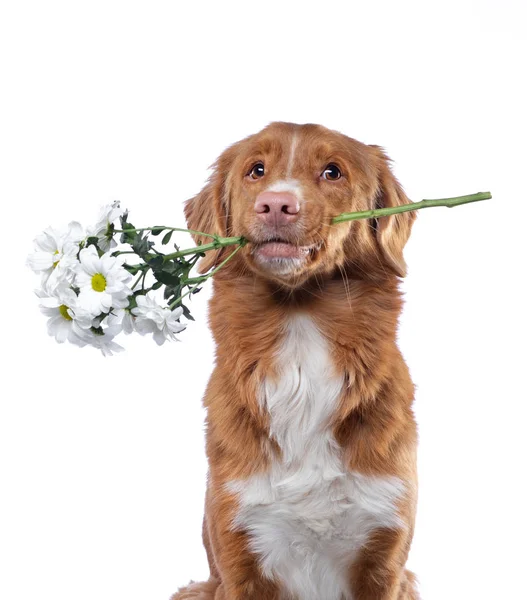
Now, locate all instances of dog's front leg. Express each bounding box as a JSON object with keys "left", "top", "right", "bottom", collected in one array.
[
  {"left": 209, "top": 529, "right": 281, "bottom": 599},
  {"left": 206, "top": 489, "right": 281, "bottom": 600},
  {"left": 348, "top": 527, "right": 418, "bottom": 600}
]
